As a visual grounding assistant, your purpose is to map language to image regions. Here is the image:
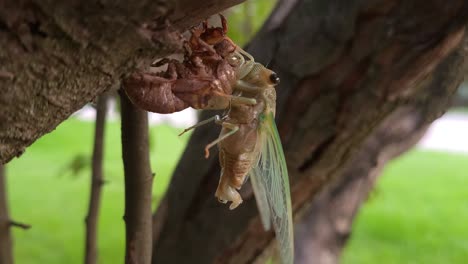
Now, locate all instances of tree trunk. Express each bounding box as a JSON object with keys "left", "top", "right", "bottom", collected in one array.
[
  {"left": 0, "top": 168, "right": 27, "bottom": 264},
  {"left": 295, "top": 108, "right": 429, "bottom": 264},
  {"left": 120, "top": 90, "right": 154, "bottom": 264},
  {"left": 84, "top": 95, "right": 108, "bottom": 264},
  {"left": 152, "top": 1, "right": 468, "bottom": 263},
  {"left": 0, "top": 0, "right": 245, "bottom": 164}
]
